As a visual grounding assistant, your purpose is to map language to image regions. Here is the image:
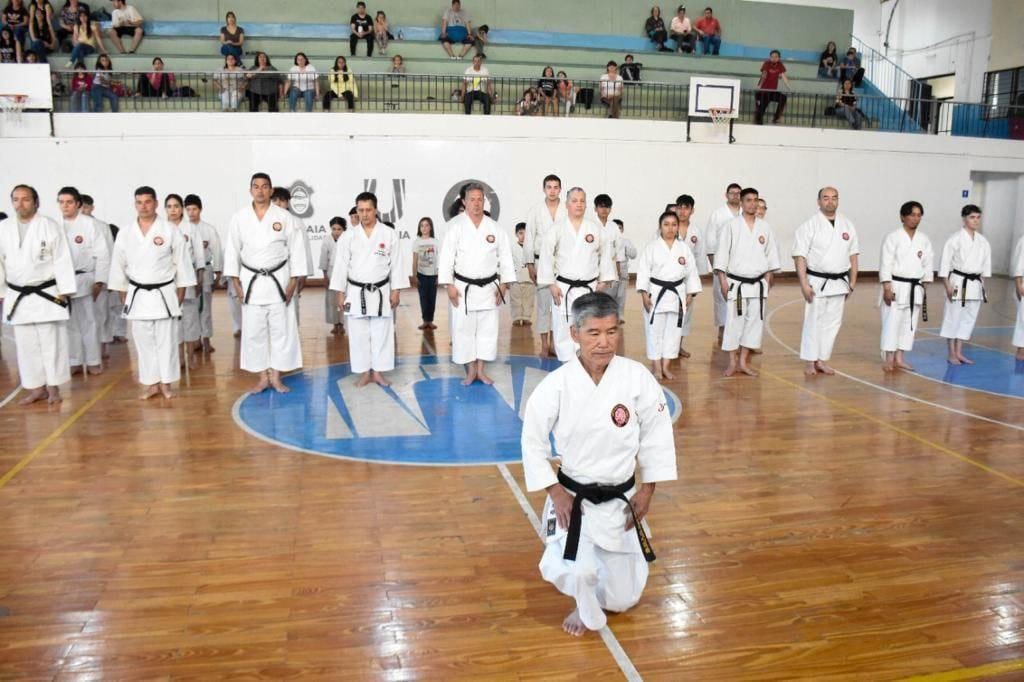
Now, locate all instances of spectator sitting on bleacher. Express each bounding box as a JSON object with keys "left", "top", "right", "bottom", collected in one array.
[
  {"left": 693, "top": 7, "right": 721, "bottom": 55},
  {"left": 65, "top": 8, "right": 98, "bottom": 67},
  {"left": 754, "top": 49, "right": 790, "bottom": 125},
  {"left": 644, "top": 6, "right": 670, "bottom": 52},
  {"left": 669, "top": 6, "right": 695, "bottom": 54},
  {"left": 838, "top": 47, "right": 863, "bottom": 87},
  {"left": 600, "top": 60, "right": 624, "bottom": 118},
  {"left": 556, "top": 69, "right": 574, "bottom": 116},
  {"left": 91, "top": 52, "right": 117, "bottom": 111},
  {"left": 517, "top": 87, "right": 540, "bottom": 116},
  {"left": 2, "top": 0, "right": 30, "bottom": 45},
  {"left": 349, "top": 2, "right": 373, "bottom": 57},
  {"left": 245, "top": 51, "right": 284, "bottom": 112},
  {"left": 390, "top": 53, "right": 404, "bottom": 73},
  {"left": 216, "top": 52, "right": 245, "bottom": 111},
  {"left": 106, "top": 0, "right": 143, "bottom": 54},
  {"left": 440, "top": 0, "right": 473, "bottom": 60},
  {"left": 462, "top": 53, "right": 492, "bottom": 114},
  {"left": 219, "top": 11, "right": 244, "bottom": 60},
  {"left": 136, "top": 56, "right": 174, "bottom": 97},
  {"left": 55, "top": 0, "right": 89, "bottom": 48},
  {"left": 69, "top": 61, "right": 91, "bottom": 110},
  {"left": 538, "top": 65, "right": 556, "bottom": 116},
  {"left": 374, "top": 11, "right": 393, "bottom": 55},
  {"left": 818, "top": 41, "right": 838, "bottom": 79},
  {"left": 834, "top": 78, "right": 865, "bottom": 130},
  {"left": 287, "top": 51, "right": 320, "bottom": 112},
  {"left": 621, "top": 54, "right": 641, "bottom": 82},
  {"left": 0, "top": 26, "right": 22, "bottom": 62},
  {"left": 324, "top": 55, "right": 358, "bottom": 111},
  {"left": 473, "top": 23, "right": 488, "bottom": 58},
  {"left": 27, "top": 1, "right": 56, "bottom": 60}
]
